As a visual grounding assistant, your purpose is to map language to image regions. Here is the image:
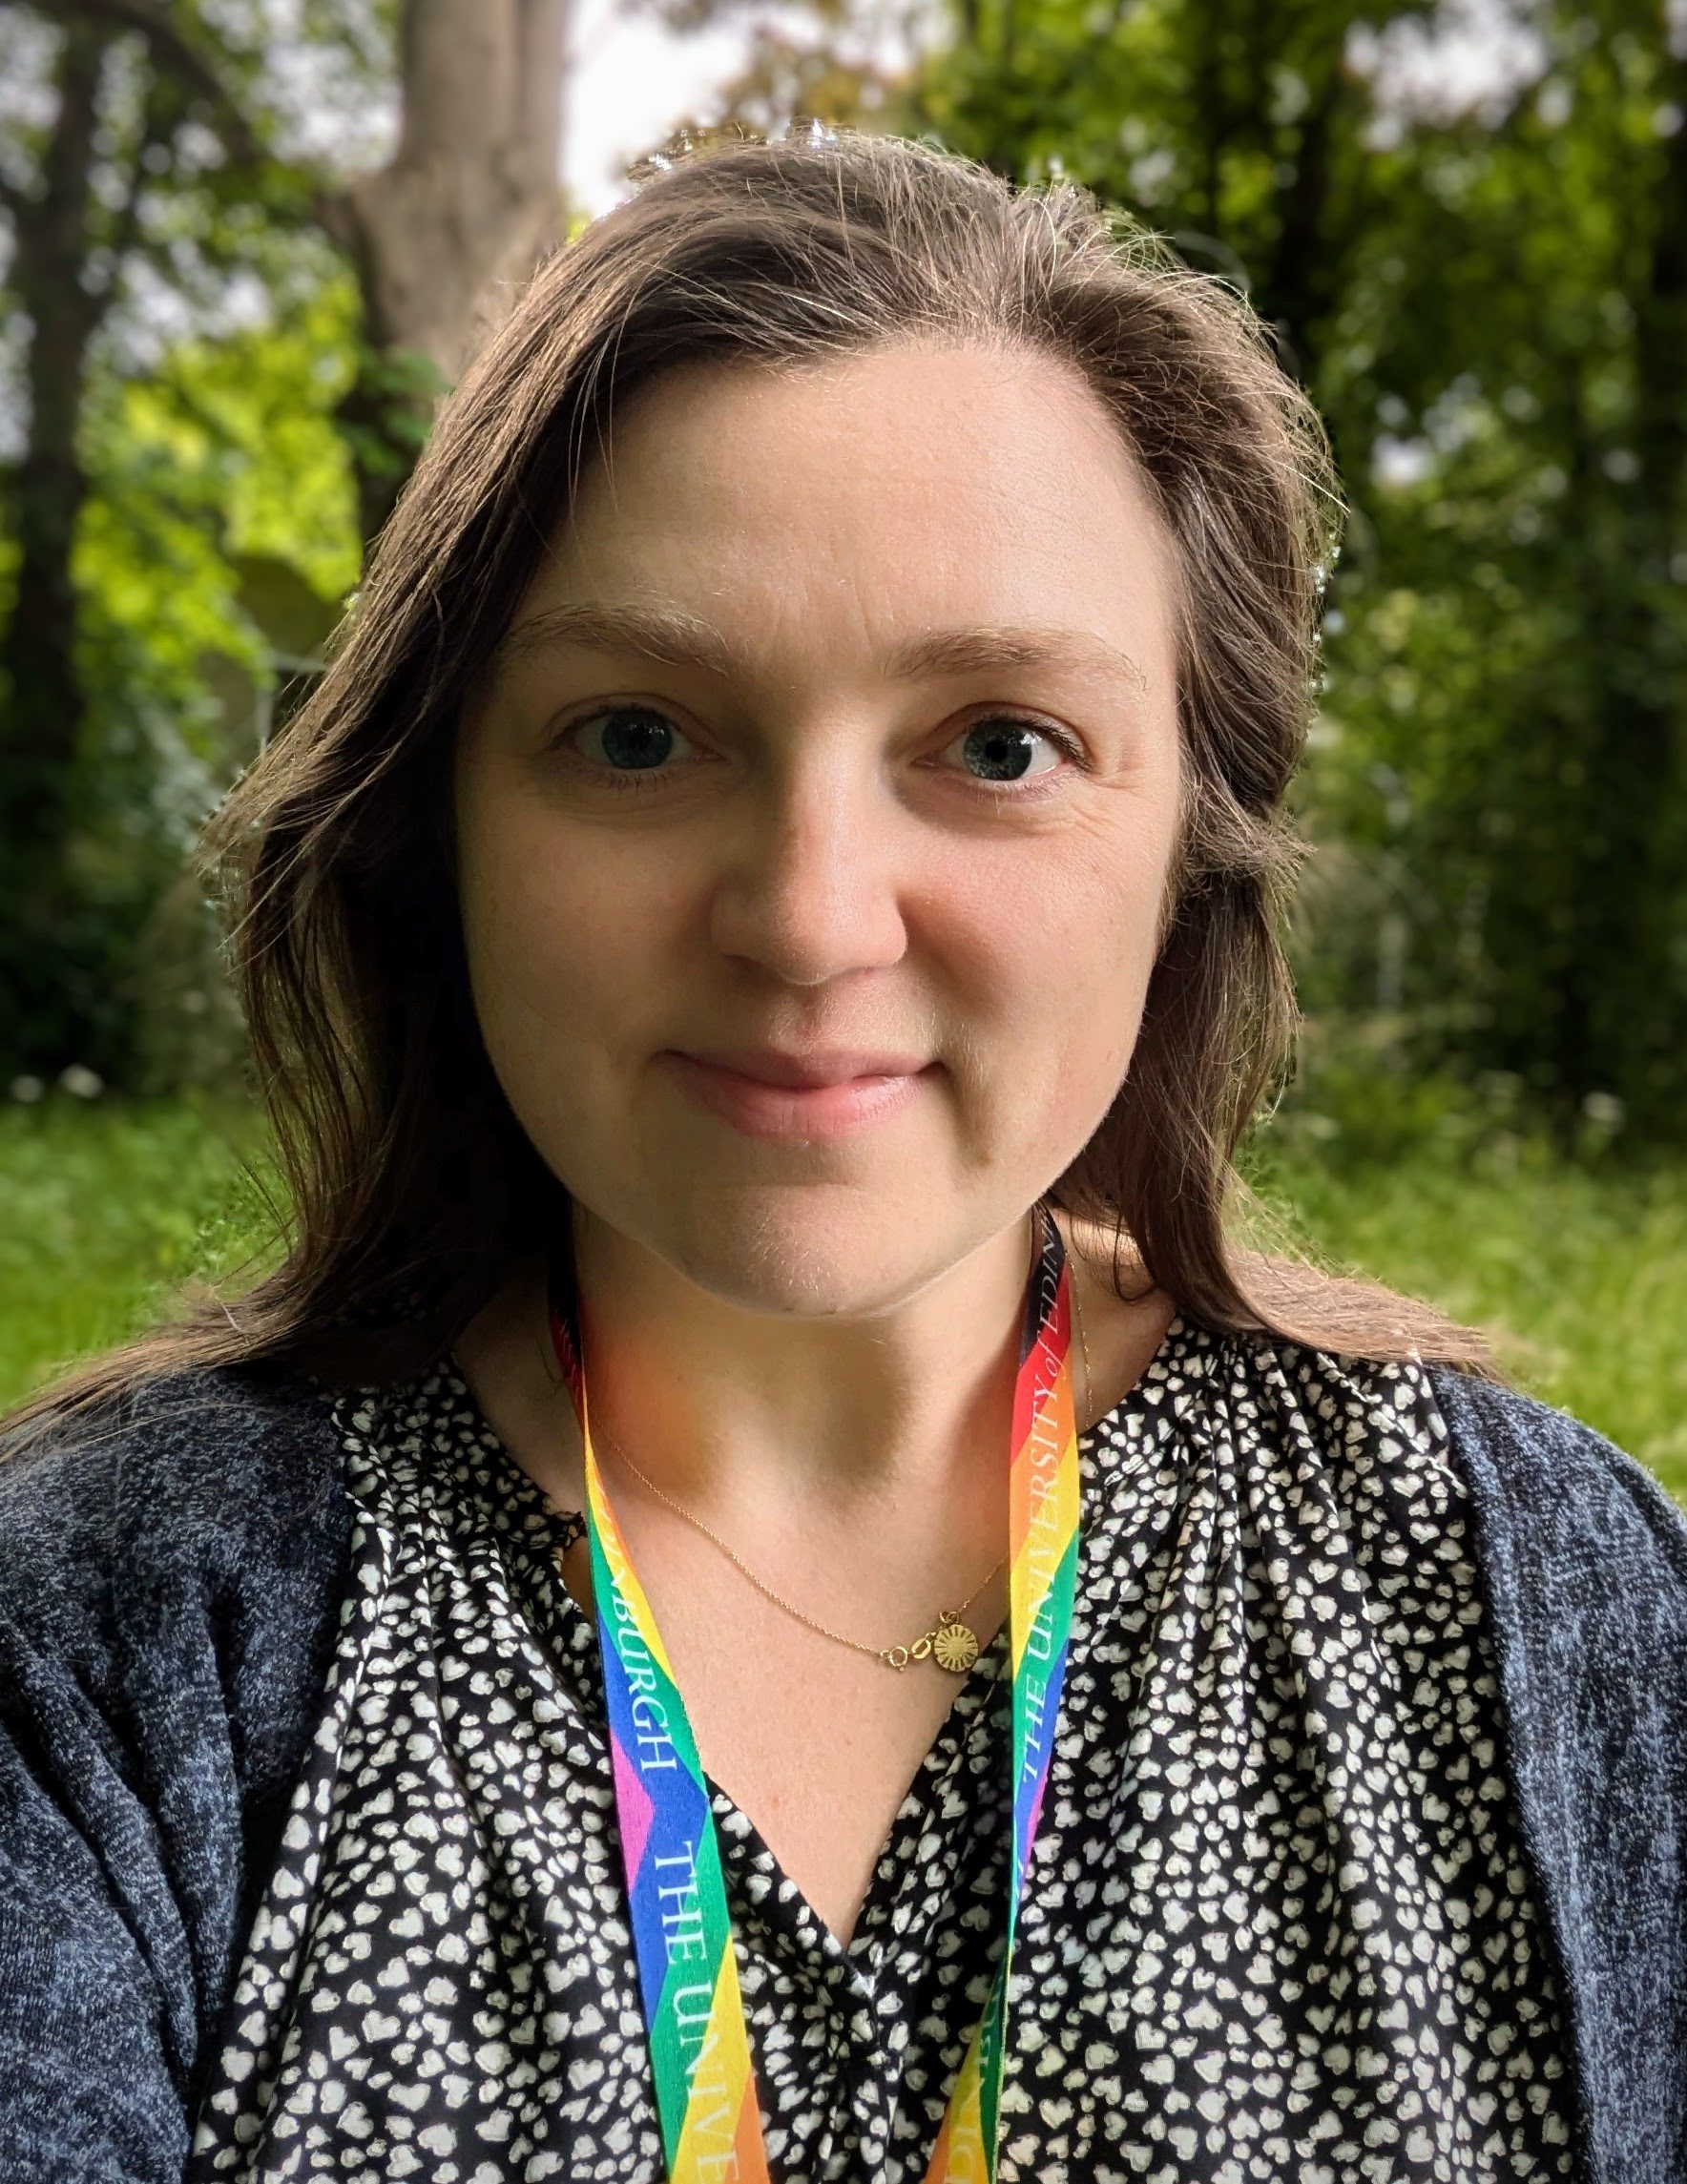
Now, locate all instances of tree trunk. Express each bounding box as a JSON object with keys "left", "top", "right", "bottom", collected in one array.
[
  {"left": 0, "top": 22, "right": 120, "bottom": 1071},
  {"left": 323, "top": 0, "right": 574, "bottom": 550},
  {"left": 1260, "top": 60, "right": 1349, "bottom": 395},
  {"left": 1563, "top": 38, "right": 1687, "bottom": 1130}
]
